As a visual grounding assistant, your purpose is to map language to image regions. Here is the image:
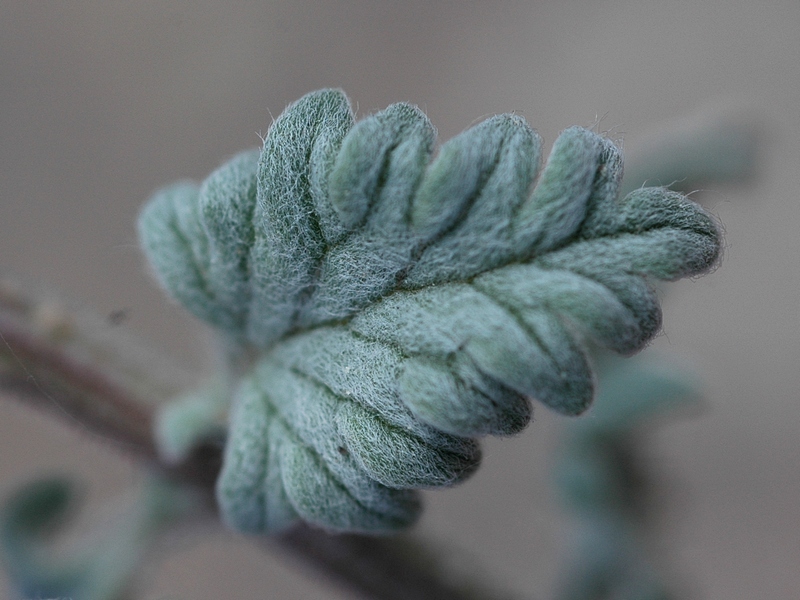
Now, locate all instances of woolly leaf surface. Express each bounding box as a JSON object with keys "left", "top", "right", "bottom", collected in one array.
[{"left": 139, "top": 89, "right": 721, "bottom": 533}]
